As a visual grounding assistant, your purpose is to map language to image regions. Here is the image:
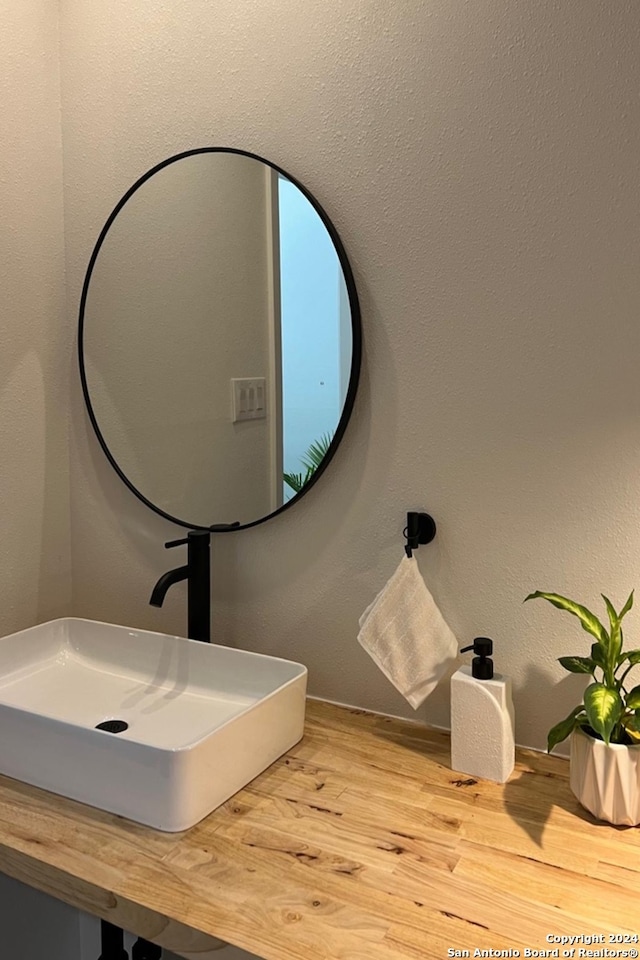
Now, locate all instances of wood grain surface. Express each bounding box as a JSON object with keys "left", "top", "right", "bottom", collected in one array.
[{"left": 0, "top": 699, "right": 638, "bottom": 960}]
